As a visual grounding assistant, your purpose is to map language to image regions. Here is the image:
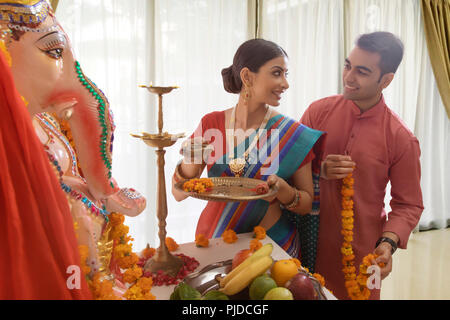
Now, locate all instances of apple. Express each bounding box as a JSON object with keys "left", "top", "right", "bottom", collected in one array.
[
  {"left": 231, "top": 249, "right": 253, "bottom": 270},
  {"left": 285, "top": 273, "right": 318, "bottom": 300}
]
